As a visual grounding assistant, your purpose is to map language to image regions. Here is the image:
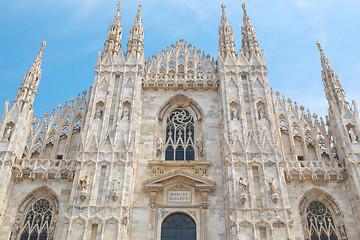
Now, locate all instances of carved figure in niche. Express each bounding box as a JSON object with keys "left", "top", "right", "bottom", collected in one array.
[
  {"left": 268, "top": 177, "right": 278, "bottom": 194},
  {"left": 156, "top": 136, "right": 163, "bottom": 156},
  {"left": 339, "top": 224, "right": 347, "bottom": 238},
  {"left": 269, "top": 177, "right": 279, "bottom": 203},
  {"left": 95, "top": 104, "right": 103, "bottom": 119},
  {"left": 111, "top": 177, "right": 121, "bottom": 201},
  {"left": 239, "top": 177, "right": 248, "bottom": 193},
  {"left": 258, "top": 105, "right": 265, "bottom": 120},
  {"left": 47, "top": 219, "right": 57, "bottom": 240},
  {"left": 231, "top": 107, "right": 238, "bottom": 120},
  {"left": 10, "top": 218, "right": 21, "bottom": 240},
  {"left": 122, "top": 106, "right": 130, "bottom": 120},
  {"left": 196, "top": 134, "right": 204, "bottom": 156},
  {"left": 79, "top": 175, "right": 89, "bottom": 190},
  {"left": 121, "top": 214, "right": 129, "bottom": 225},
  {"left": 79, "top": 174, "right": 89, "bottom": 201},
  {"left": 2, "top": 123, "right": 14, "bottom": 141},
  {"left": 349, "top": 128, "right": 357, "bottom": 143}
]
